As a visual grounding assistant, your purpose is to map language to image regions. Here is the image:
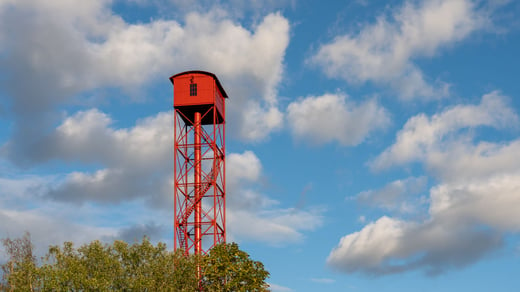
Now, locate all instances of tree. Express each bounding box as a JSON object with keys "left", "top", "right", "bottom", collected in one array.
[
  {"left": 1, "top": 232, "right": 38, "bottom": 291},
  {"left": 202, "top": 242, "right": 270, "bottom": 292},
  {"left": 1, "top": 234, "right": 269, "bottom": 291},
  {"left": 1, "top": 236, "right": 199, "bottom": 291}
]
